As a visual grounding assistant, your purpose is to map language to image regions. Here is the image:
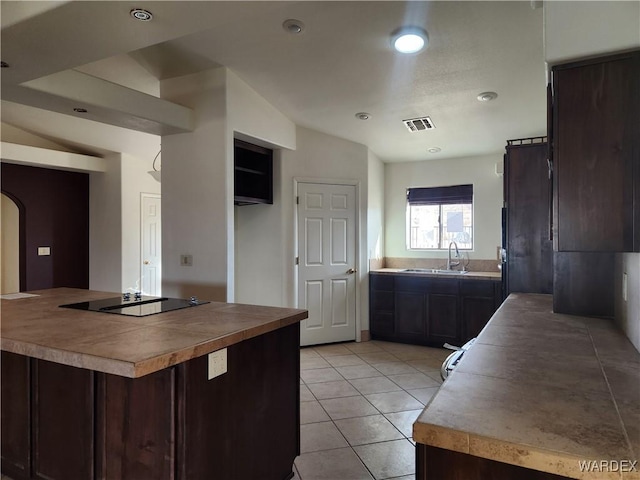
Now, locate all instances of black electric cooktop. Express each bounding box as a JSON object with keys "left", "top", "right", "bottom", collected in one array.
[{"left": 59, "top": 295, "right": 209, "bottom": 317}]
